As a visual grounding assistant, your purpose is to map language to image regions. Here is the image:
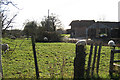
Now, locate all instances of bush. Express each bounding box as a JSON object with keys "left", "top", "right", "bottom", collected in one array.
[{"left": 35, "top": 31, "right": 62, "bottom": 42}]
